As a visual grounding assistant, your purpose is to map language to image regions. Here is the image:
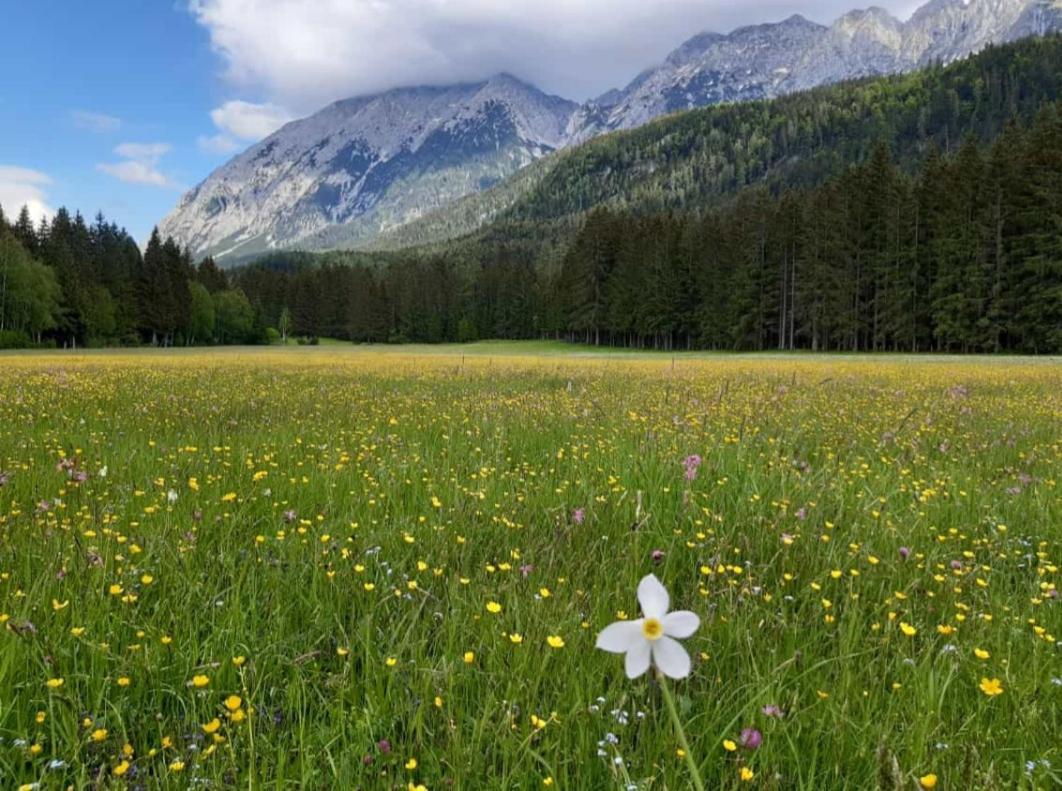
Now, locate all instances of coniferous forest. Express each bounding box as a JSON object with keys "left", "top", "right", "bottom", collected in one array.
[{"left": 1, "top": 37, "right": 1060, "bottom": 353}]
